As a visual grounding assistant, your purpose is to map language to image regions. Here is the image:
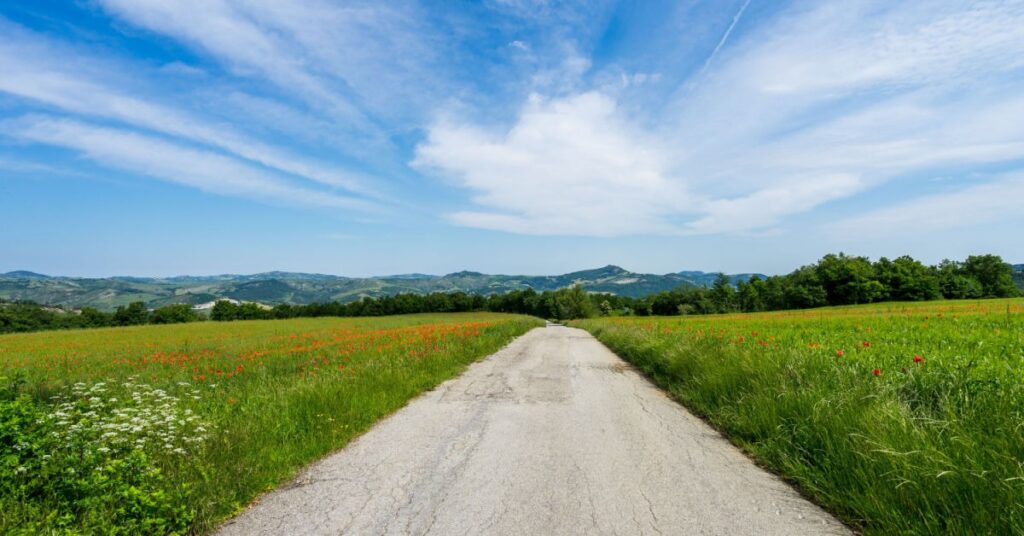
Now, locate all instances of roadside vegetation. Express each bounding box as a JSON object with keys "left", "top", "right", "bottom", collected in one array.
[
  {"left": 0, "top": 313, "right": 541, "bottom": 534},
  {"left": 3, "top": 253, "right": 1020, "bottom": 335},
  {"left": 574, "top": 299, "right": 1024, "bottom": 534}
]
